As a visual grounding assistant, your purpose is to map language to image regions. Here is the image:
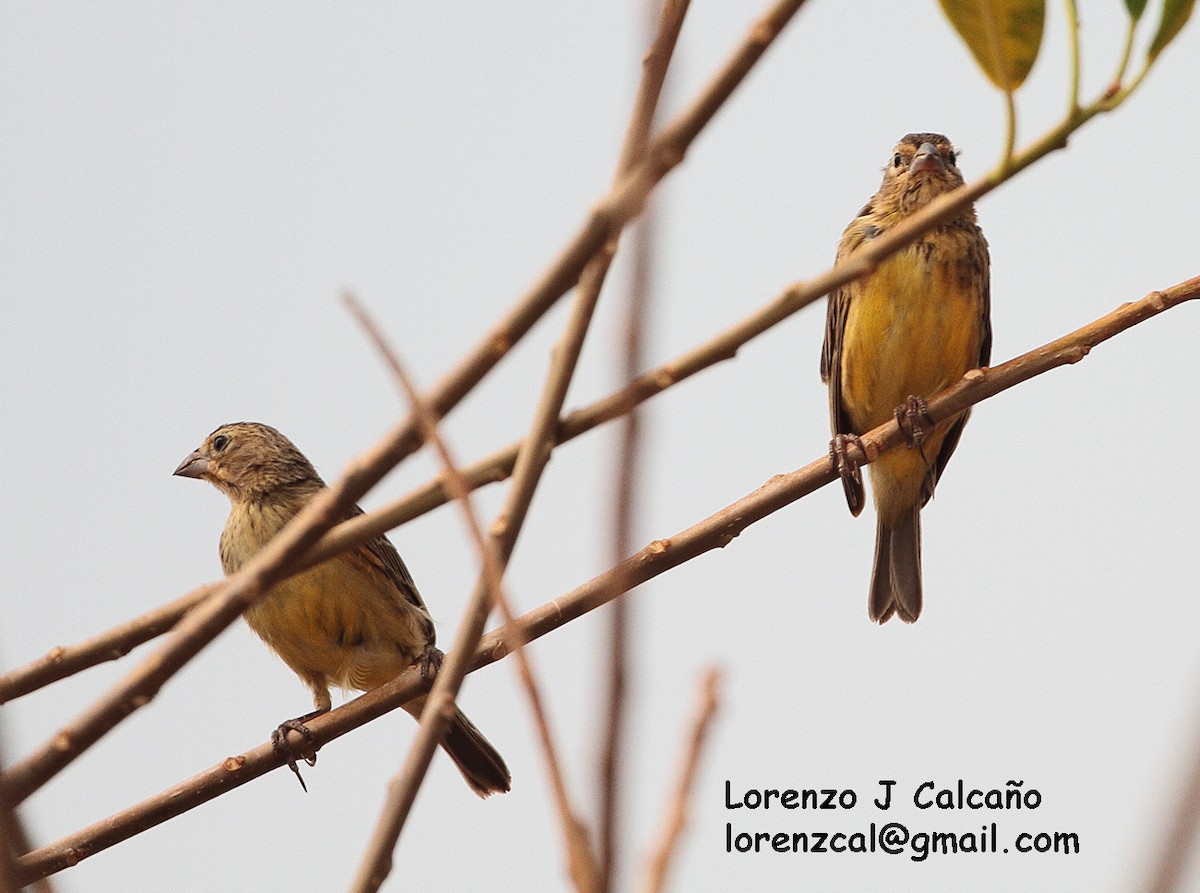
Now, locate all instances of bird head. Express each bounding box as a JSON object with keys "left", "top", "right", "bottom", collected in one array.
[
  {"left": 878, "top": 132, "right": 966, "bottom": 216},
  {"left": 173, "top": 422, "right": 321, "bottom": 502}
]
